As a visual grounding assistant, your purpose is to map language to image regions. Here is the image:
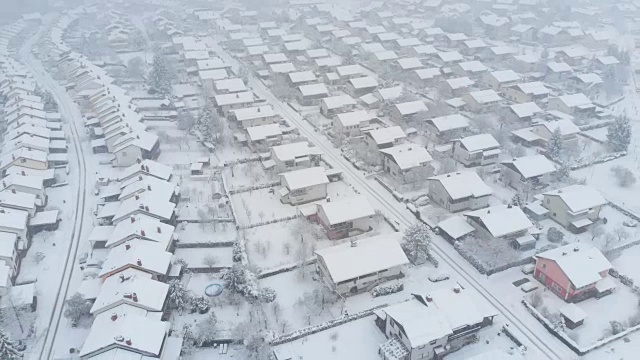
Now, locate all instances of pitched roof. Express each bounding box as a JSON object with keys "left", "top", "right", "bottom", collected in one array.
[
  {"left": 465, "top": 205, "right": 533, "bottom": 237},
  {"left": 501, "top": 155, "right": 556, "bottom": 179},
  {"left": 542, "top": 185, "right": 606, "bottom": 213},
  {"left": 367, "top": 126, "right": 406, "bottom": 145},
  {"left": 457, "top": 134, "right": 500, "bottom": 152},
  {"left": 315, "top": 233, "right": 408, "bottom": 283},
  {"left": 318, "top": 195, "right": 375, "bottom": 225},
  {"left": 428, "top": 171, "right": 492, "bottom": 200},
  {"left": 536, "top": 243, "right": 612, "bottom": 288},
  {"left": 99, "top": 240, "right": 172, "bottom": 278},
  {"left": 380, "top": 144, "right": 433, "bottom": 170},
  {"left": 281, "top": 167, "right": 329, "bottom": 190}
]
